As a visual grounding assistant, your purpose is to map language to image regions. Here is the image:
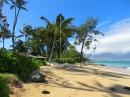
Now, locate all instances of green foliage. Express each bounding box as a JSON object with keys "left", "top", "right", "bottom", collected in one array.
[
  {"left": 52, "top": 58, "right": 75, "bottom": 64},
  {"left": 39, "top": 60, "right": 47, "bottom": 65},
  {"left": 75, "top": 16, "right": 104, "bottom": 62},
  {"left": 31, "top": 58, "right": 46, "bottom": 66},
  {"left": 0, "top": 50, "right": 39, "bottom": 81},
  {"left": 0, "top": 73, "right": 18, "bottom": 83},
  {"left": 0, "top": 77, "right": 9, "bottom": 97},
  {"left": 62, "top": 45, "right": 80, "bottom": 62}
]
